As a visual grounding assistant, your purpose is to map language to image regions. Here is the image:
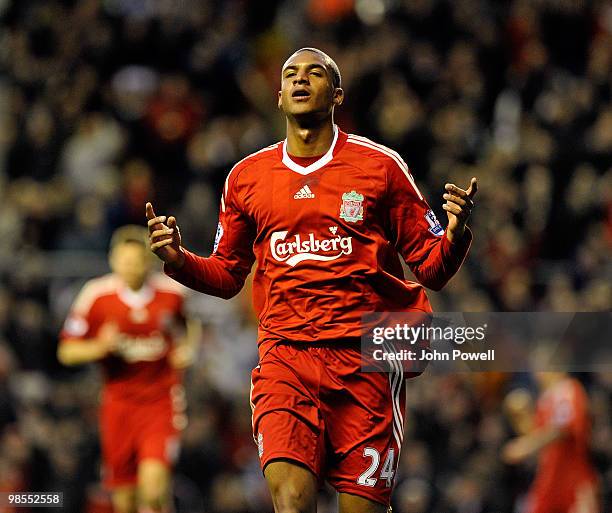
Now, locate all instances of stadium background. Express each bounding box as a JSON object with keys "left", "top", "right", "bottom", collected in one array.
[{"left": 0, "top": 0, "right": 610, "bottom": 512}]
